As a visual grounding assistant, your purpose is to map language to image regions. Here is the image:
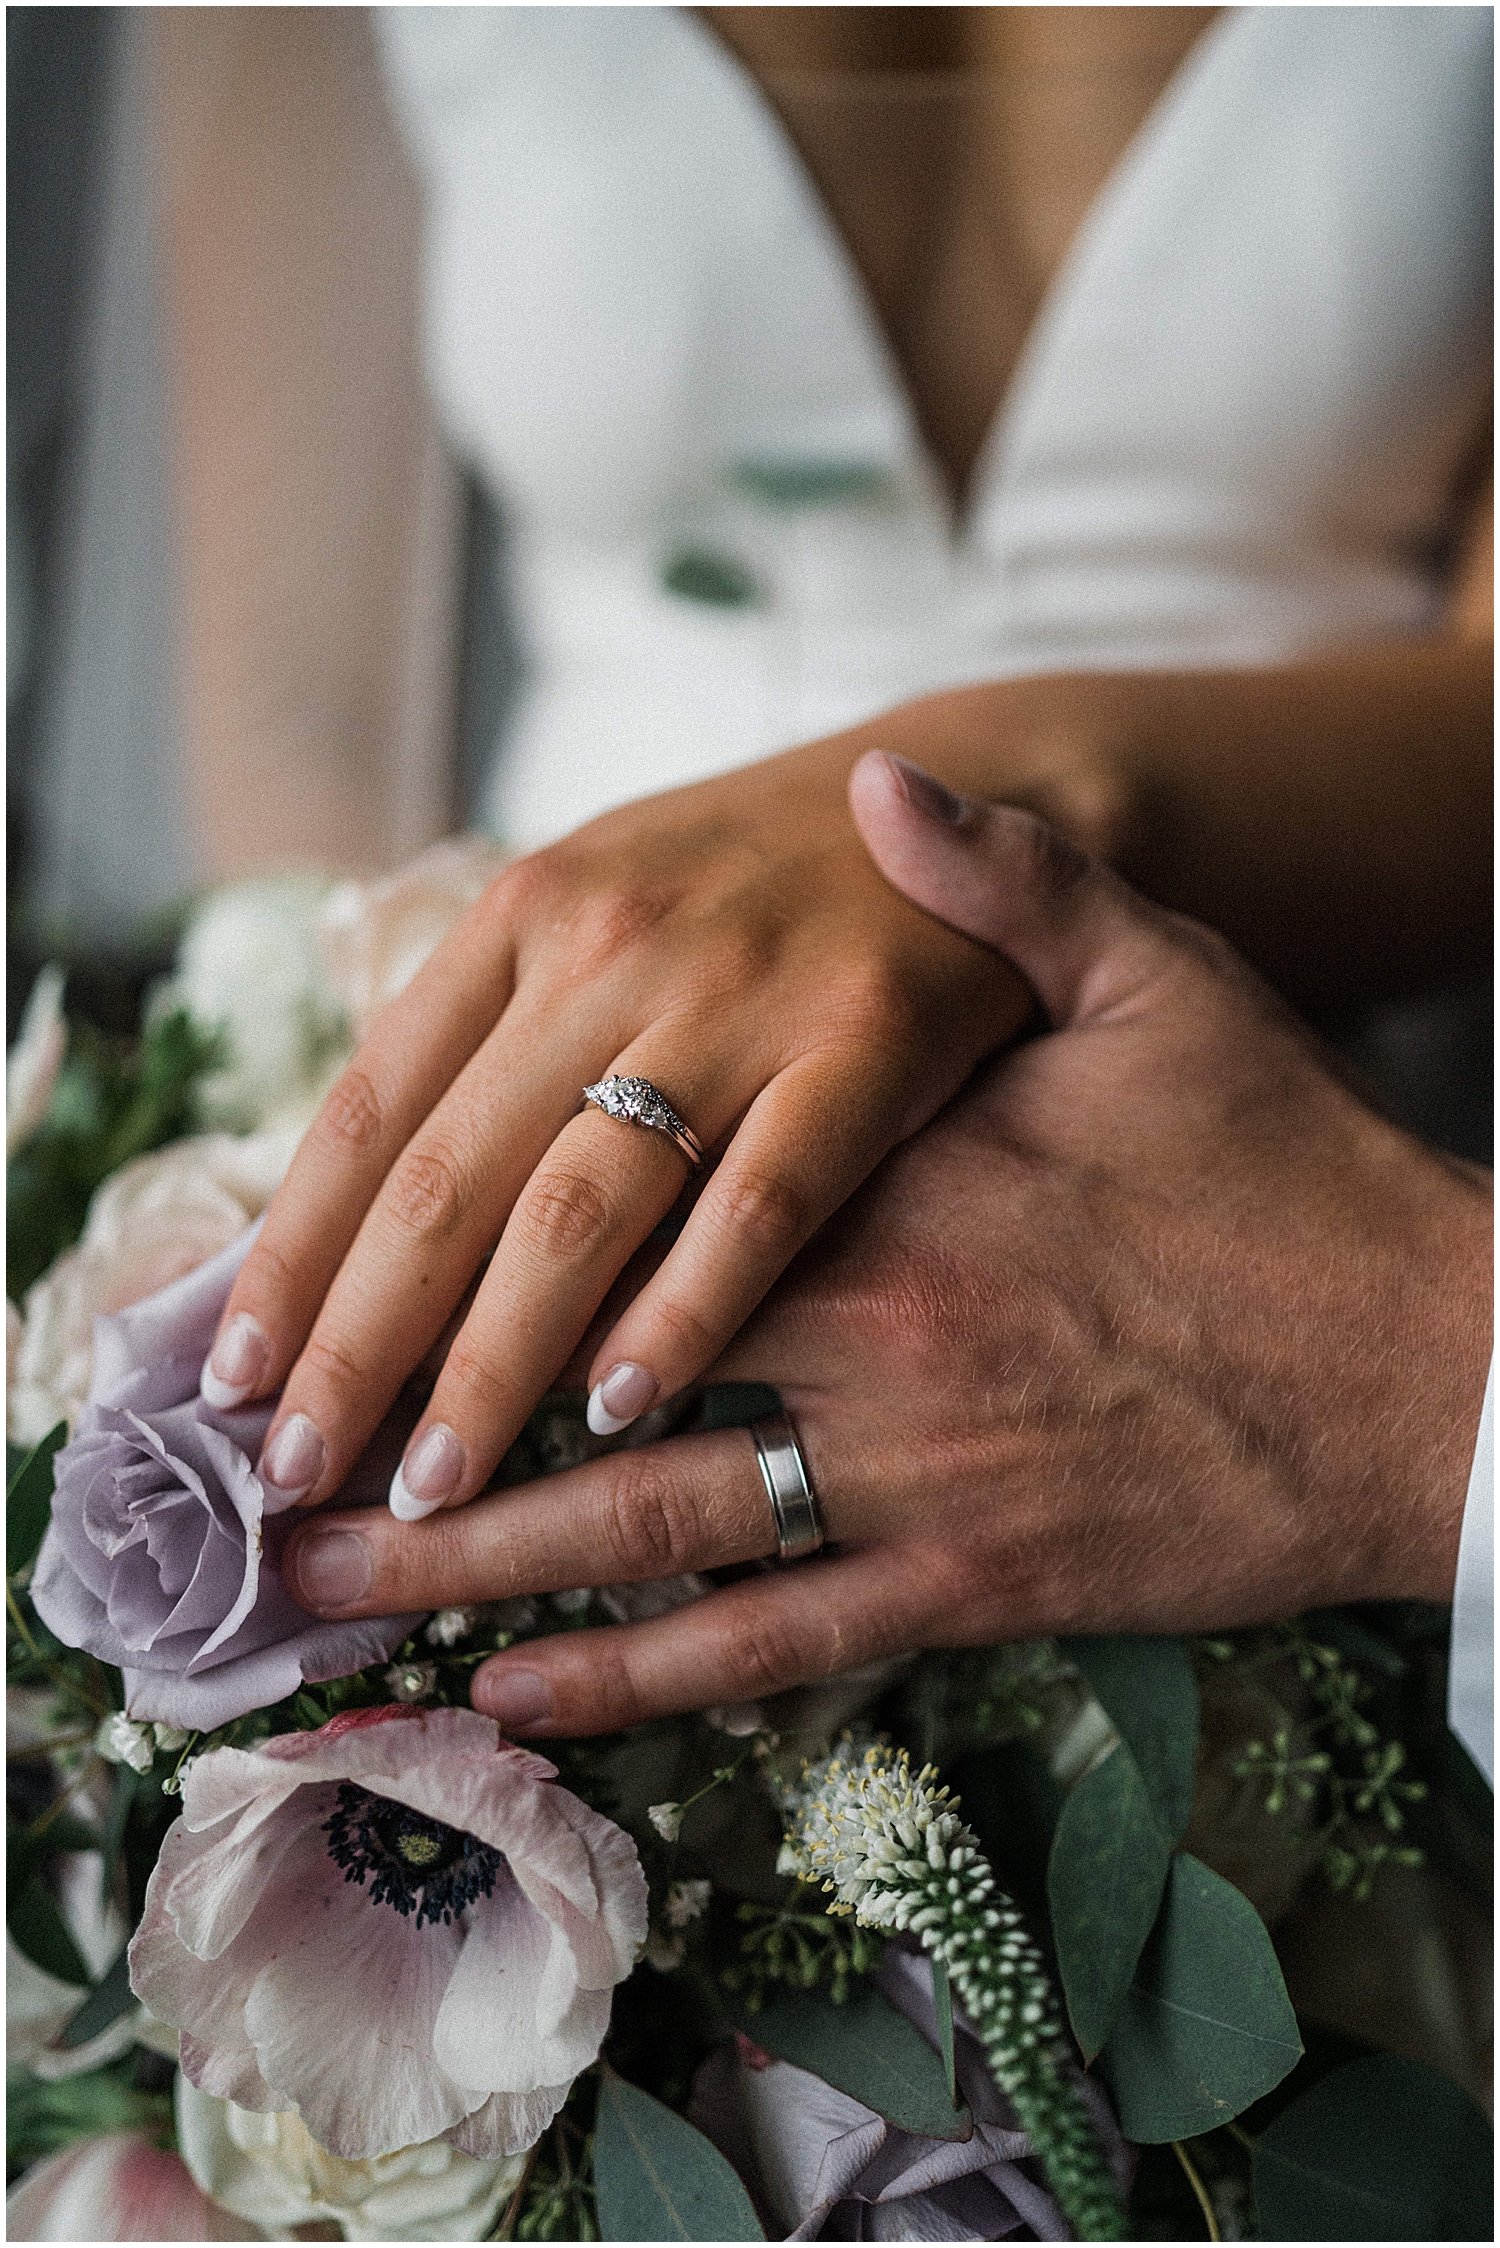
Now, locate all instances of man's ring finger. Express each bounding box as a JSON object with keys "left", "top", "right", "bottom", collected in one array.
[{"left": 750, "top": 1409, "right": 824, "bottom": 1561}]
